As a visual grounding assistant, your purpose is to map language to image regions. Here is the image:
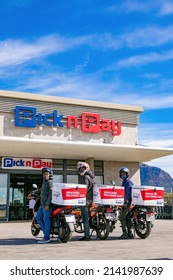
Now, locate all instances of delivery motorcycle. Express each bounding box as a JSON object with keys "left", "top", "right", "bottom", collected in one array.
[
  {"left": 103, "top": 203, "right": 155, "bottom": 239},
  {"left": 72, "top": 203, "right": 111, "bottom": 240},
  {"left": 108, "top": 181, "right": 155, "bottom": 239},
  {"left": 30, "top": 191, "right": 76, "bottom": 243},
  {"left": 128, "top": 205, "right": 155, "bottom": 239}
]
